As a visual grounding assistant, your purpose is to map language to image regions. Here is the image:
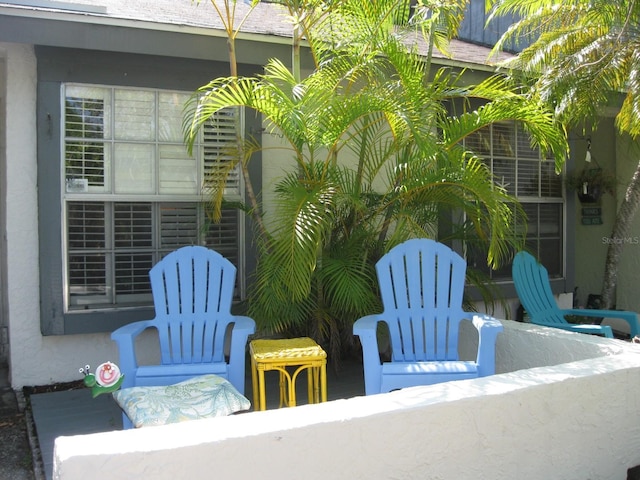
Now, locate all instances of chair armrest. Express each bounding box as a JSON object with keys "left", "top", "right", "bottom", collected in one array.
[
  {"left": 353, "top": 314, "right": 384, "bottom": 359},
  {"left": 353, "top": 315, "right": 381, "bottom": 356},
  {"left": 469, "top": 314, "right": 503, "bottom": 377},
  {"left": 471, "top": 313, "right": 504, "bottom": 333},
  {"left": 231, "top": 315, "right": 256, "bottom": 336},
  {"left": 552, "top": 321, "right": 613, "bottom": 337},
  {"left": 226, "top": 315, "right": 256, "bottom": 395},
  {"left": 353, "top": 314, "right": 382, "bottom": 336},
  {"left": 228, "top": 315, "right": 256, "bottom": 358},
  {"left": 562, "top": 308, "right": 640, "bottom": 338},
  {"left": 353, "top": 314, "right": 384, "bottom": 395}
]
